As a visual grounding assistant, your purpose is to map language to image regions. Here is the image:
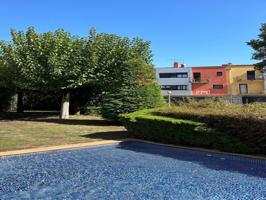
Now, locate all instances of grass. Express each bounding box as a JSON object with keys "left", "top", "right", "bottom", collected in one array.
[{"left": 0, "top": 112, "right": 127, "bottom": 152}]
